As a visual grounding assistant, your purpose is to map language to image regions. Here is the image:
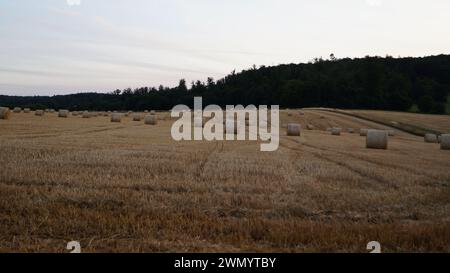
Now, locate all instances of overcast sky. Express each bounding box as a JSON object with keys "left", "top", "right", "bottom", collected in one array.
[{"left": 1, "top": 0, "right": 449, "bottom": 96}]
